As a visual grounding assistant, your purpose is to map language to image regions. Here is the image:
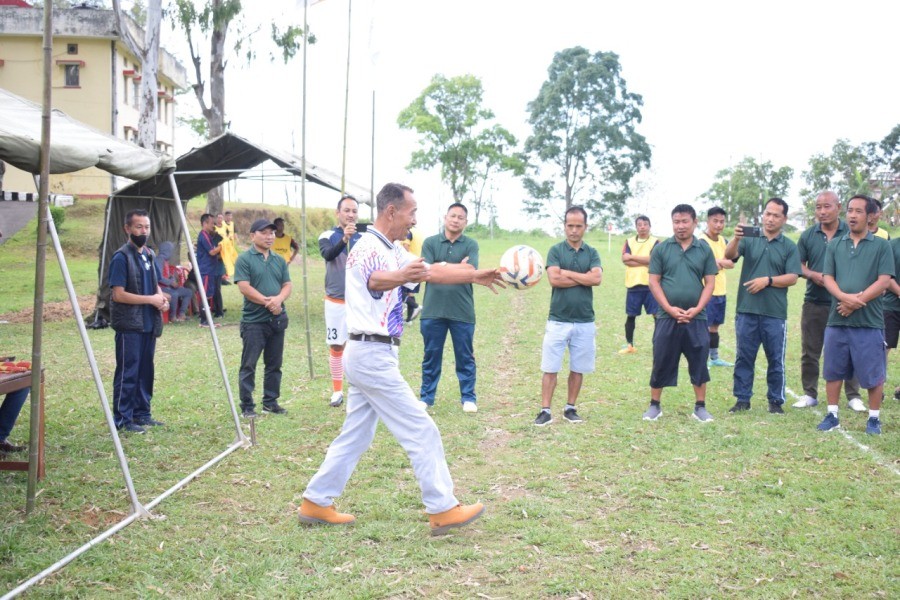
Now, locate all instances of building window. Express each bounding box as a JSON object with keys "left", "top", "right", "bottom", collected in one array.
[
  {"left": 132, "top": 79, "right": 140, "bottom": 109},
  {"left": 67, "top": 43, "right": 78, "bottom": 55},
  {"left": 64, "top": 64, "right": 80, "bottom": 87}
]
